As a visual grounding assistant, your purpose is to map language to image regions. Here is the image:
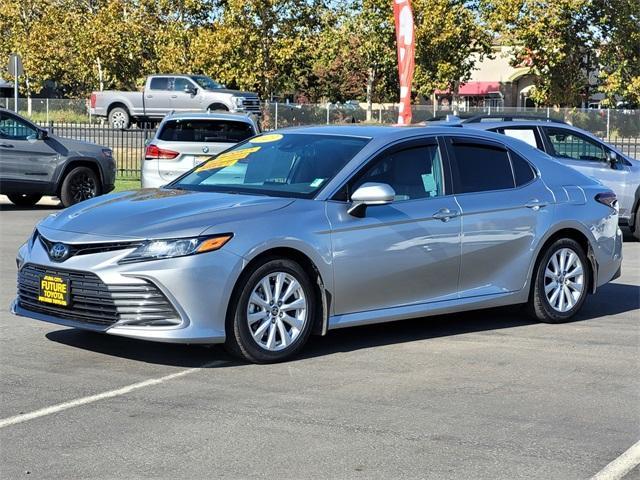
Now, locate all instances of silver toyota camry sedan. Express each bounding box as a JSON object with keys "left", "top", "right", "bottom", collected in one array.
[{"left": 13, "top": 126, "right": 623, "bottom": 363}]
